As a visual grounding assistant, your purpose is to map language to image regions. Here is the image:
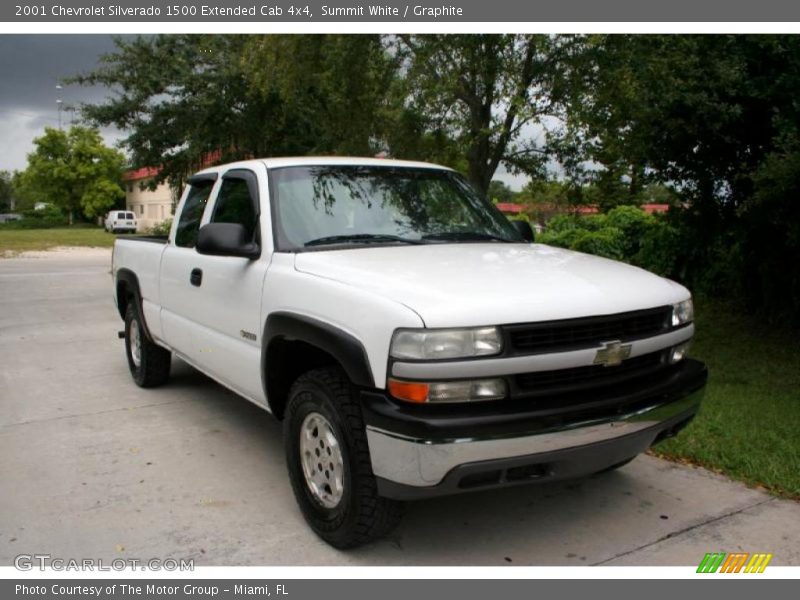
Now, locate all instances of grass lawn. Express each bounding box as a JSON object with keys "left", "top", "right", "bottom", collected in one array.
[
  {"left": 654, "top": 300, "right": 800, "bottom": 499},
  {"left": 0, "top": 227, "right": 116, "bottom": 255}
]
